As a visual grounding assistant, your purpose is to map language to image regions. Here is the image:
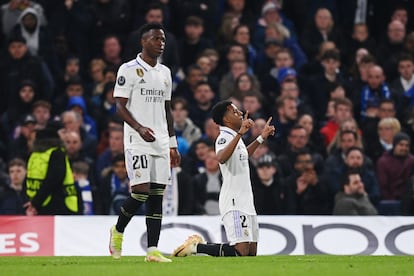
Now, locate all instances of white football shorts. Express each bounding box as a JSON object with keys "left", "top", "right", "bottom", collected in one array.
[
  {"left": 222, "top": 210, "right": 259, "bottom": 245},
  {"left": 125, "top": 148, "right": 171, "bottom": 186}
]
